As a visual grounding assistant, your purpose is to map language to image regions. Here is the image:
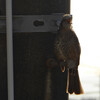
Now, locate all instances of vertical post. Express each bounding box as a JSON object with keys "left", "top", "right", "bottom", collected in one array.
[{"left": 6, "top": 0, "right": 14, "bottom": 100}]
